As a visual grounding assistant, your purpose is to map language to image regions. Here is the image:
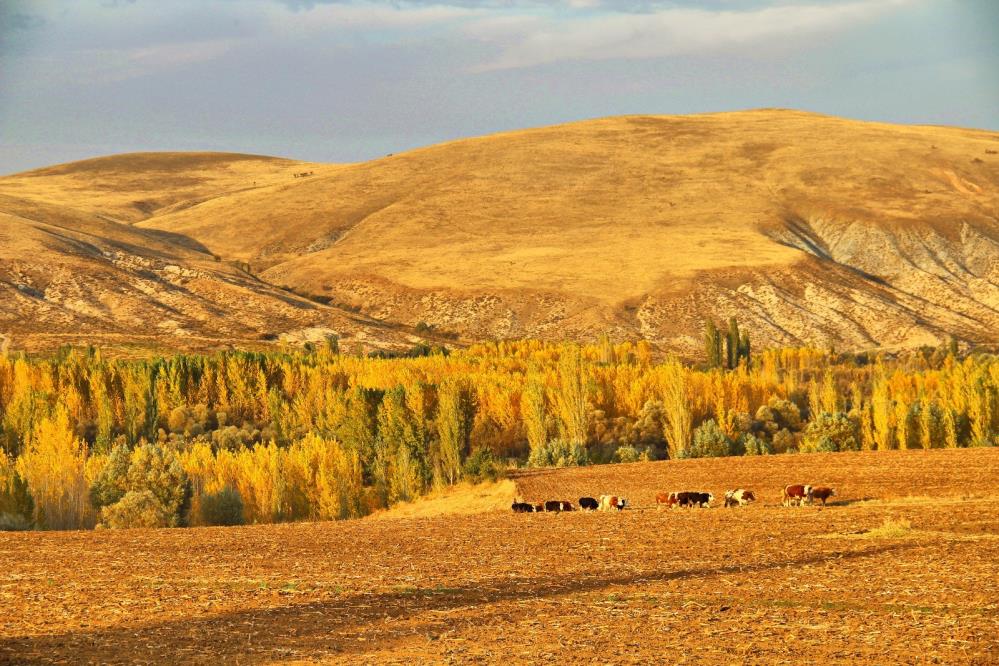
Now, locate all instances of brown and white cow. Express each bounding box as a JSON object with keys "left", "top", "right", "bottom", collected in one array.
[
  {"left": 724, "top": 489, "right": 756, "bottom": 507},
  {"left": 810, "top": 486, "right": 837, "bottom": 505},
  {"left": 598, "top": 495, "right": 628, "bottom": 511},
  {"left": 655, "top": 491, "right": 676, "bottom": 510},
  {"left": 782, "top": 484, "right": 813, "bottom": 506}
]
